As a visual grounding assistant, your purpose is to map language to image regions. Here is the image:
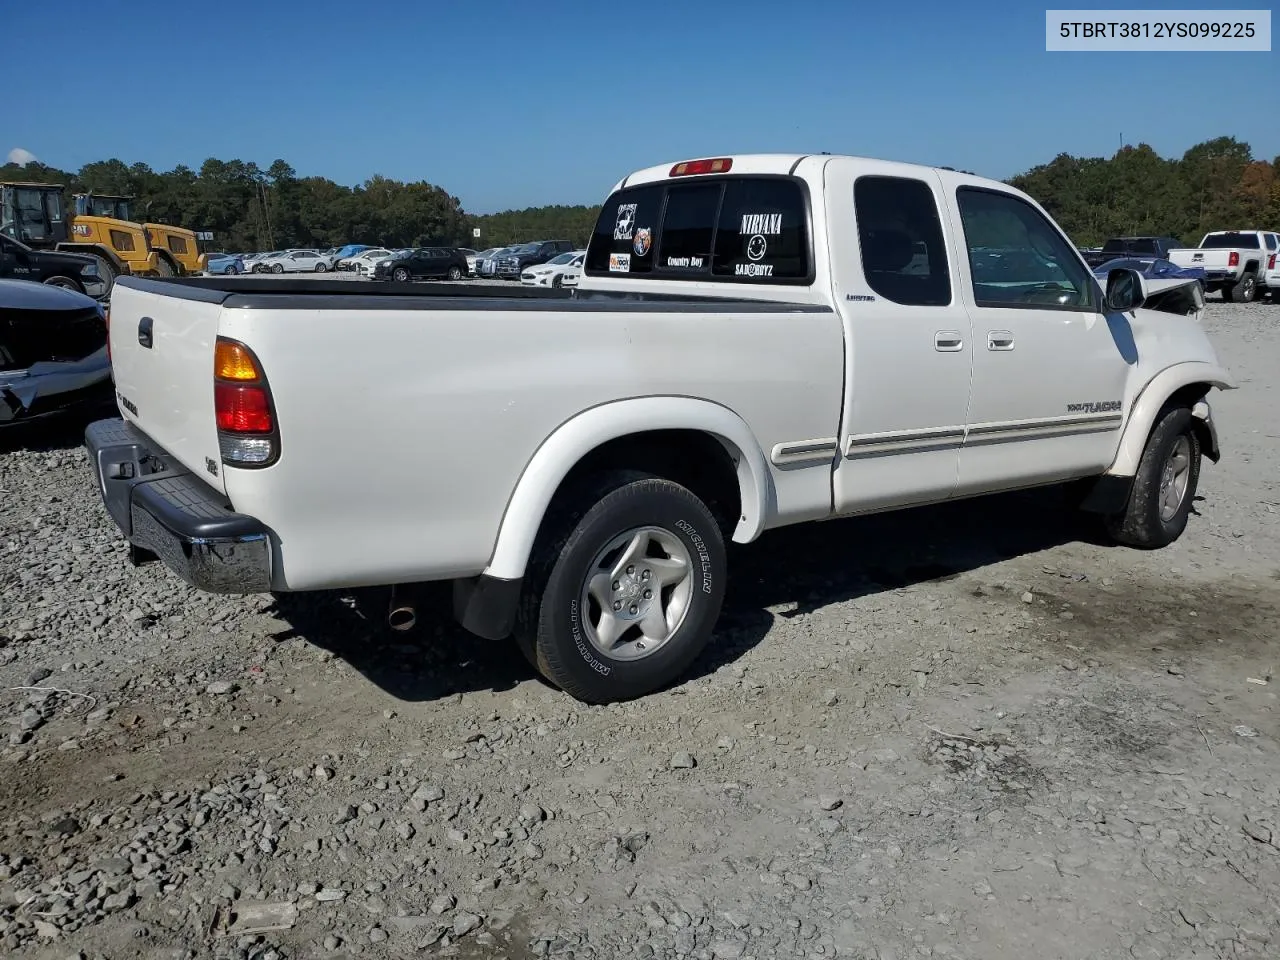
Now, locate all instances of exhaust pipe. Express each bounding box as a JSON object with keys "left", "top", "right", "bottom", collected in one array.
[{"left": 387, "top": 585, "right": 416, "bottom": 632}]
